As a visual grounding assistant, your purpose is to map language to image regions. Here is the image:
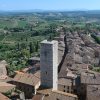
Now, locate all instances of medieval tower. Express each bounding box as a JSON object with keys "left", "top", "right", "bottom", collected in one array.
[{"left": 40, "top": 40, "right": 58, "bottom": 90}]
